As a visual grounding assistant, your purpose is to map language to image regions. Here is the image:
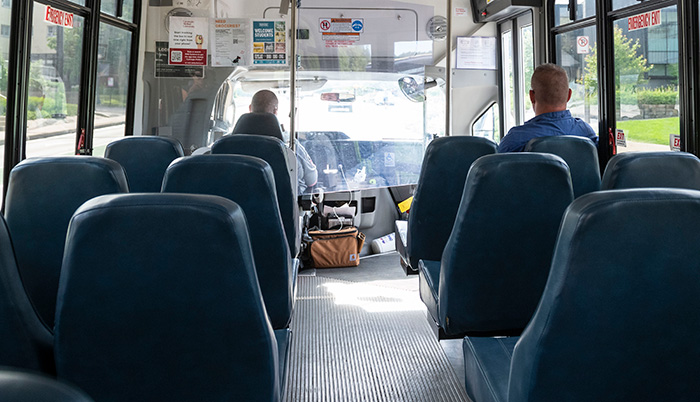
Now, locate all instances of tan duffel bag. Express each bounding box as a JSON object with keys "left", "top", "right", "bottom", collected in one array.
[{"left": 307, "top": 227, "right": 366, "bottom": 268}]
